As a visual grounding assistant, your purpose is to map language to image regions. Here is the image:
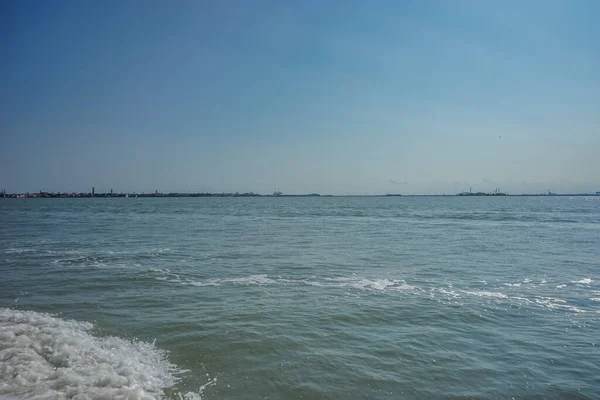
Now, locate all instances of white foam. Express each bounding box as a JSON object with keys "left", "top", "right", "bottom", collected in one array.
[
  {"left": 590, "top": 298, "right": 600, "bottom": 302},
  {"left": 149, "top": 268, "right": 184, "bottom": 284},
  {"left": 463, "top": 291, "right": 508, "bottom": 299},
  {"left": 535, "top": 297, "right": 566, "bottom": 305},
  {"left": 151, "top": 248, "right": 172, "bottom": 254},
  {"left": 4, "top": 248, "right": 36, "bottom": 254},
  {"left": 533, "top": 297, "right": 585, "bottom": 313},
  {"left": 511, "top": 296, "right": 533, "bottom": 304},
  {"left": 339, "top": 278, "right": 416, "bottom": 292},
  {"left": 190, "top": 275, "right": 277, "bottom": 286},
  {"left": 222, "top": 275, "right": 276, "bottom": 285},
  {"left": 572, "top": 278, "right": 593, "bottom": 284},
  {"left": 0, "top": 308, "right": 183, "bottom": 399},
  {"left": 437, "top": 288, "right": 460, "bottom": 298},
  {"left": 151, "top": 272, "right": 593, "bottom": 314},
  {"left": 185, "top": 275, "right": 417, "bottom": 292}
]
